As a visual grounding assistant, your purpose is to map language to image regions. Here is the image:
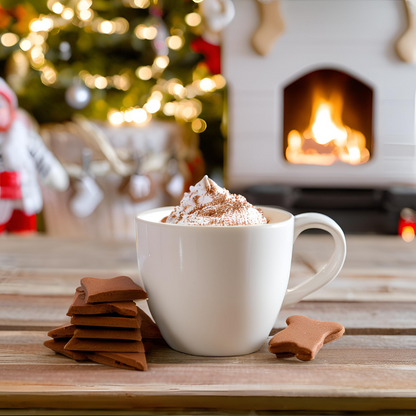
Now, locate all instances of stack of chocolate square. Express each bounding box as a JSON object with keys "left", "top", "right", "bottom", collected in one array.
[{"left": 44, "top": 276, "right": 162, "bottom": 371}]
